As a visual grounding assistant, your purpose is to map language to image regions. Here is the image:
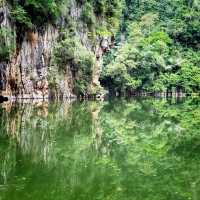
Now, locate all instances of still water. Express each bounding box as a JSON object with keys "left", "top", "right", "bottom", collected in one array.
[{"left": 0, "top": 98, "right": 200, "bottom": 200}]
